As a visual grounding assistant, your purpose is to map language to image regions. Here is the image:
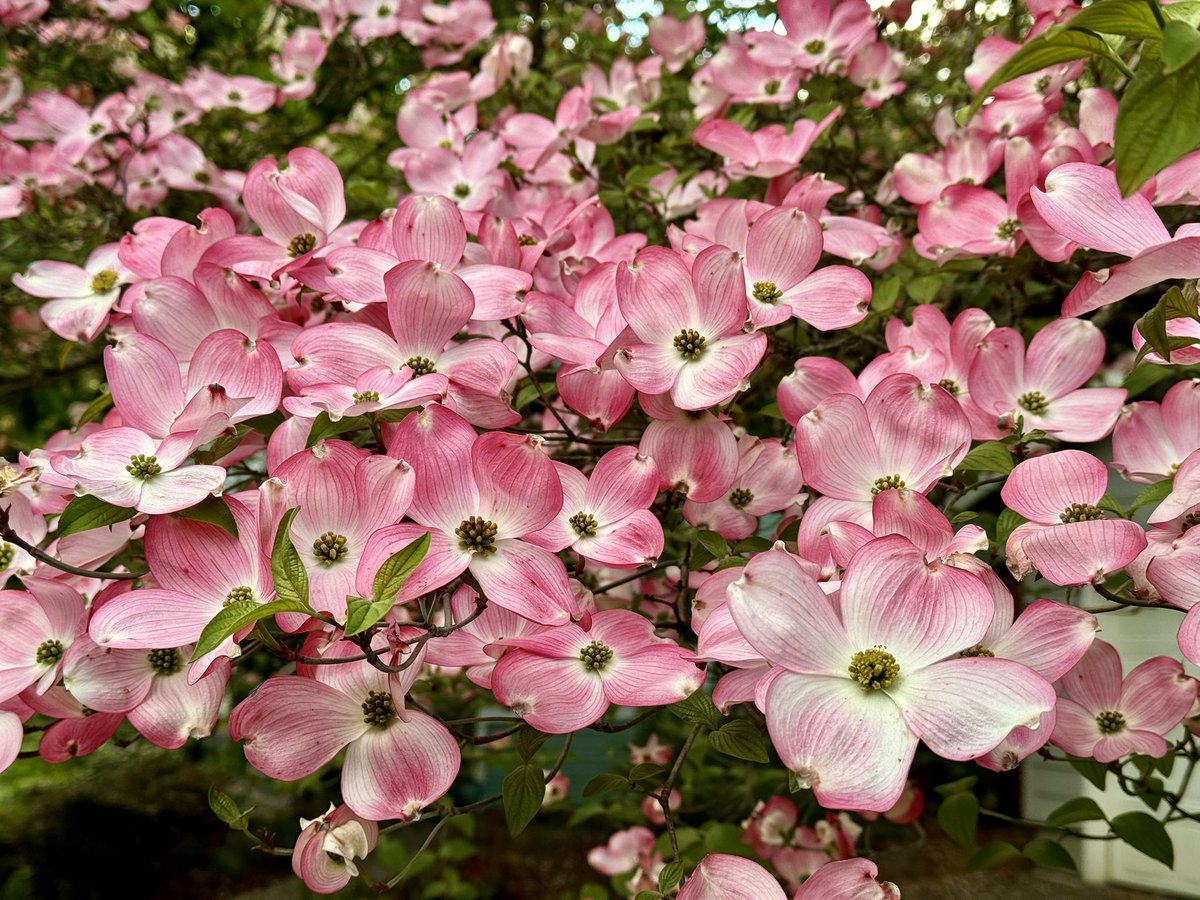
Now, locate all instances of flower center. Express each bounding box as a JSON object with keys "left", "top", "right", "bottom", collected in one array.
[
  {"left": 1182, "top": 511, "right": 1200, "bottom": 533},
  {"left": 312, "top": 532, "right": 349, "bottom": 565},
  {"left": 1059, "top": 503, "right": 1104, "bottom": 524},
  {"left": 404, "top": 356, "right": 437, "bottom": 376},
  {"left": 871, "top": 474, "right": 906, "bottom": 495},
  {"left": 90, "top": 269, "right": 119, "bottom": 293},
  {"left": 938, "top": 378, "right": 960, "bottom": 396},
  {"left": 452, "top": 182, "right": 471, "bottom": 199},
  {"left": 224, "top": 585, "right": 254, "bottom": 606},
  {"left": 1017, "top": 390, "right": 1049, "bottom": 415},
  {"left": 456, "top": 516, "right": 498, "bottom": 555},
  {"left": 848, "top": 647, "right": 899, "bottom": 691},
  {"left": 1095, "top": 710, "right": 1126, "bottom": 734},
  {"left": 287, "top": 233, "right": 317, "bottom": 258},
  {"left": 763, "top": 79, "right": 781, "bottom": 96},
  {"left": 569, "top": 511, "right": 598, "bottom": 537},
  {"left": 352, "top": 390, "right": 380, "bottom": 403},
  {"left": 580, "top": 640, "right": 614, "bottom": 671},
  {"left": 148, "top": 647, "right": 182, "bottom": 675},
  {"left": 804, "top": 39, "right": 826, "bottom": 55},
  {"left": 1034, "top": 74, "right": 1052, "bottom": 95},
  {"left": 730, "top": 488, "right": 754, "bottom": 509},
  {"left": 36, "top": 639, "right": 64, "bottom": 666},
  {"left": 959, "top": 644, "right": 995, "bottom": 658},
  {"left": 361, "top": 689, "right": 396, "bottom": 728},
  {"left": 518, "top": 234, "right": 538, "bottom": 246},
  {"left": 673, "top": 328, "right": 707, "bottom": 361},
  {"left": 995, "top": 218, "right": 1020, "bottom": 241},
  {"left": 752, "top": 281, "right": 783, "bottom": 305},
  {"left": 126, "top": 454, "right": 162, "bottom": 479},
  {"left": 0, "top": 543, "right": 13, "bottom": 569}
]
